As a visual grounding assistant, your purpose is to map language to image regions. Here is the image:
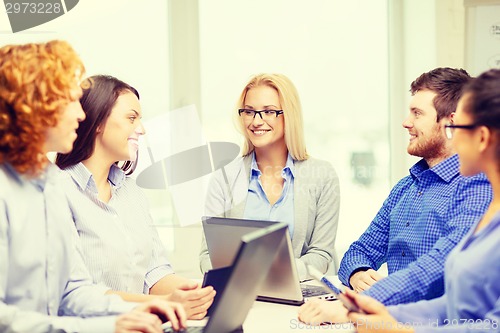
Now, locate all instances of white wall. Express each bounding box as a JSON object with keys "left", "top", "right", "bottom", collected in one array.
[
  {"left": 198, "top": 0, "right": 391, "bottom": 273},
  {"left": 0, "top": 0, "right": 170, "bottom": 120},
  {"left": 1, "top": 0, "right": 470, "bottom": 278}
]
